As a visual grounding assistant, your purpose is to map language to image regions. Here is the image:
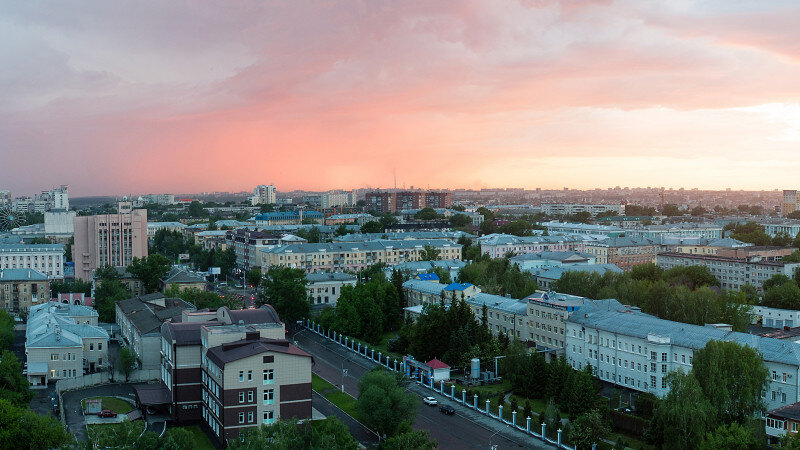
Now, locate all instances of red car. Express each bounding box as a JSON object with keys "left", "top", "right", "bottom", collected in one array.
[{"left": 97, "top": 410, "right": 118, "bottom": 418}]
